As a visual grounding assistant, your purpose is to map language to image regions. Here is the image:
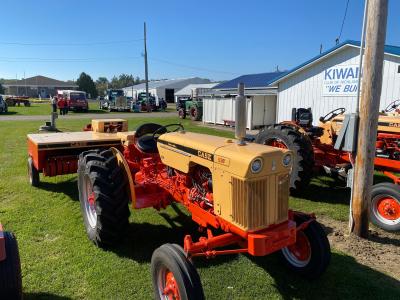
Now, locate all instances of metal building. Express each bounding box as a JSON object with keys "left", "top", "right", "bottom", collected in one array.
[
  {"left": 122, "top": 77, "right": 210, "bottom": 103},
  {"left": 203, "top": 72, "right": 284, "bottom": 129},
  {"left": 269, "top": 40, "right": 400, "bottom": 125}
]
